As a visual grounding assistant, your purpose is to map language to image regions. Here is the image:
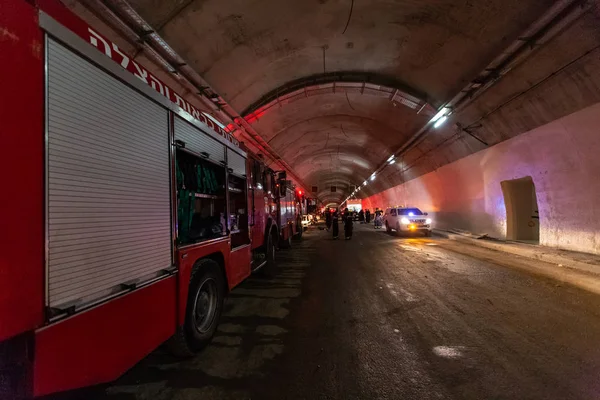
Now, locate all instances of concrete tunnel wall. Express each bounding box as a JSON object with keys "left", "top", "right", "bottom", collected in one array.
[{"left": 362, "top": 102, "right": 600, "bottom": 255}]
